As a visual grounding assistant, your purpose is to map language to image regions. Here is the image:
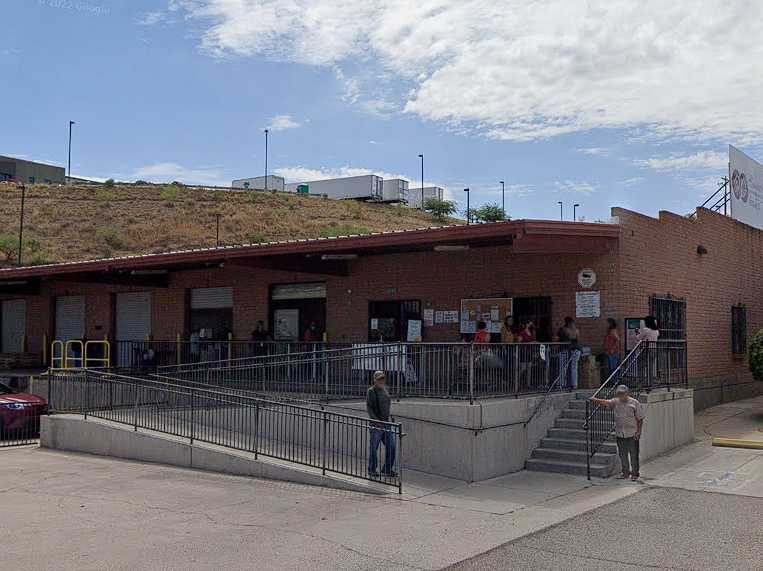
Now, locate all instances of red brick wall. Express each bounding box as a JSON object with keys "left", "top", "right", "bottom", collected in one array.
[{"left": 615, "top": 207, "right": 763, "bottom": 406}]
